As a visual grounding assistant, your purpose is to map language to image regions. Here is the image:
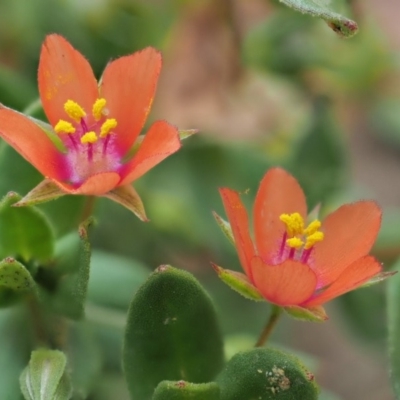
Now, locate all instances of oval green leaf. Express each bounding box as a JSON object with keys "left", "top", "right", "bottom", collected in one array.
[
  {"left": 217, "top": 347, "right": 319, "bottom": 399},
  {"left": 152, "top": 381, "right": 220, "bottom": 400},
  {"left": 123, "top": 265, "right": 224, "bottom": 400}
]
